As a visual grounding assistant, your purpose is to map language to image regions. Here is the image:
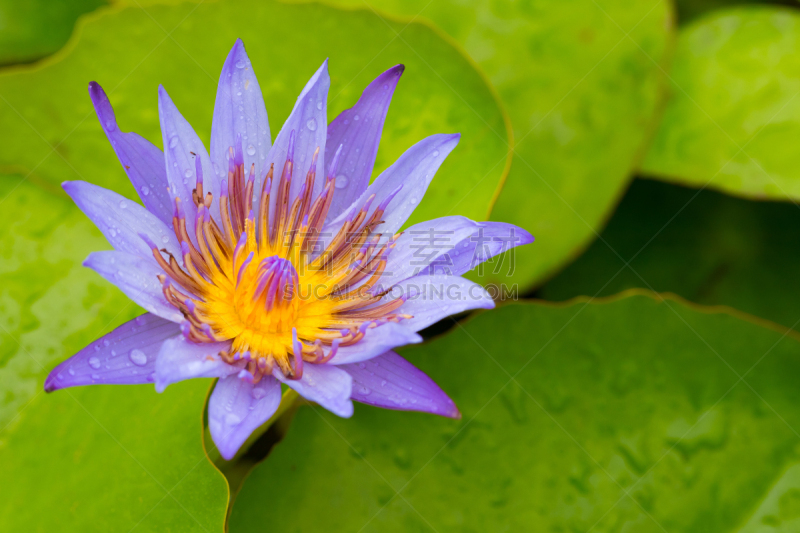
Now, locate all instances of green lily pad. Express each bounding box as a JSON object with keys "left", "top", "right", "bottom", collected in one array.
[
  {"left": 0, "top": 0, "right": 507, "bottom": 232},
  {"left": 306, "top": 0, "right": 673, "bottom": 291},
  {"left": 0, "top": 177, "right": 229, "bottom": 531},
  {"left": 641, "top": 6, "right": 800, "bottom": 201},
  {"left": 231, "top": 293, "right": 800, "bottom": 532},
  {"left": 539, "top": 178, "right": 800, "bottom": 332},
  {"left": 0, "top": 0, "right": 105, "bottom": 66}
]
